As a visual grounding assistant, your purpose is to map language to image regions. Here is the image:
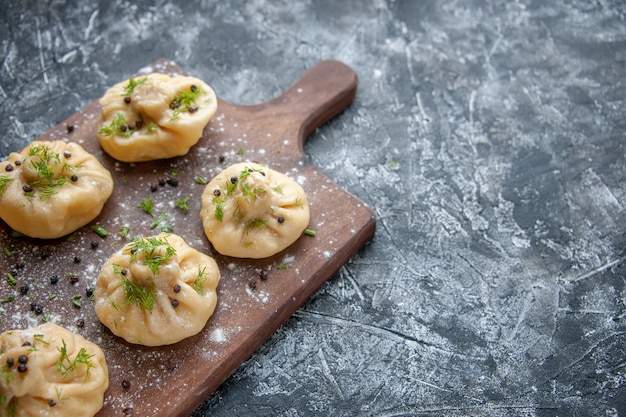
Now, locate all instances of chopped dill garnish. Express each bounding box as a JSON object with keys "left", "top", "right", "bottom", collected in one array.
[
  {"left": 192, "top": 266, "right": 209, "bottom": 295},
  {"left": 56, "top": 339, "right": 96, "bottom": 381},
  {"left": 245, "top": 219, "right": 267, "bottom": 234},
  {"left": 127, "top": 236, "right": 176, "bottom": 275},
  {"left": 98, "top": 112, "right": 135, "bottom": 138},
  {"left": 174, "top": 196, "right": 190, "bottom": 214},
  {"left": 121, "top": 276, "right": 157, "bottom": 313},
  {"left": 21, "top": 143, "right": 77, "bottom": 200},
  {"left": 0, "top": 176, "right": 14, "bottom": 196},
  {"left": 169, "top": 85, "right": 204, "bottom": 120},
  {"left": 194, "top": 176, "right": 207, "bottom": 185},
  {"left": 276, "top": 262, "right": 290, "bottom": 270},
  {"left": 271, "top": 185, "right": 283, "bottom": 195},
  {"left": 304, "top": 228, "right": 316, "bottom": 237},
  {"left": 123, "top": 76, "right": 147, "bottom": 96},
  {"left": 92, "top": 225, "right": 108, "bottom": 237},
  {"left": 138, "top": 197, "right": 154, "bottom": 216},
  {"left": 119, "top": 225, "right": 132, "bottom": 239}
]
